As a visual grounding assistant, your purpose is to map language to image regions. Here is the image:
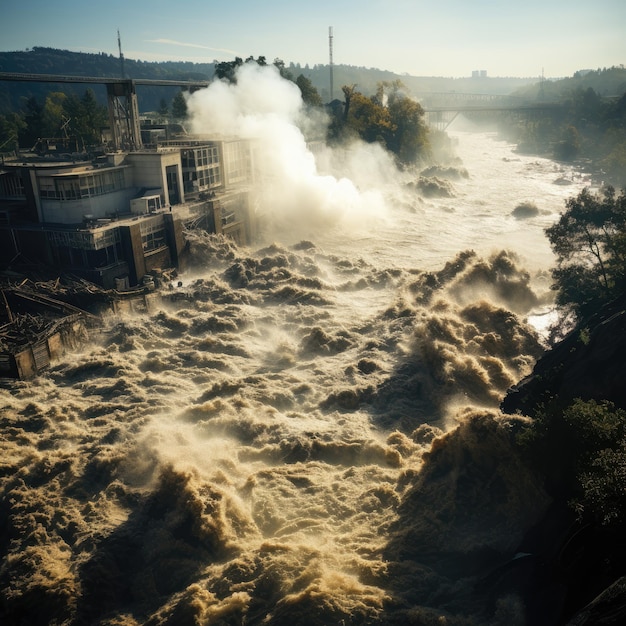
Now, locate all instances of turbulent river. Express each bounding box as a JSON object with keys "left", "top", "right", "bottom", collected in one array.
[{"left": 1, "top": 120, "right": 589, "bottom": 625}]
